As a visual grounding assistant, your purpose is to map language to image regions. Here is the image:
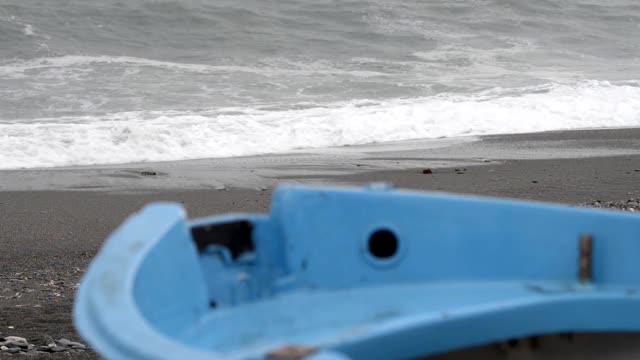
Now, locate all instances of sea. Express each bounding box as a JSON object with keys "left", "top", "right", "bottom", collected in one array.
[{"left": 1, "top": 0, "right": 640, "bottom": 169}]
